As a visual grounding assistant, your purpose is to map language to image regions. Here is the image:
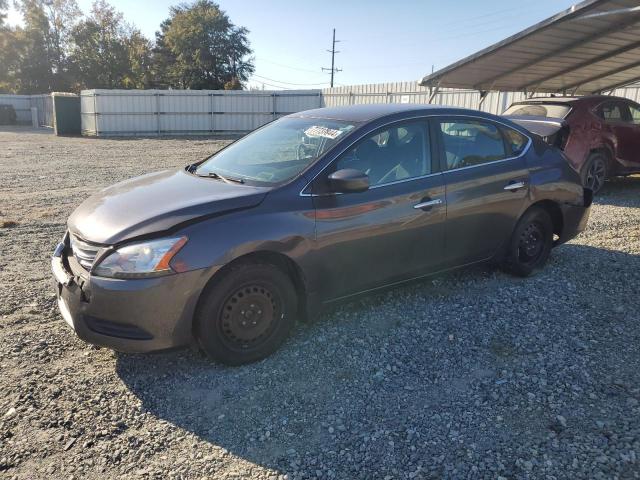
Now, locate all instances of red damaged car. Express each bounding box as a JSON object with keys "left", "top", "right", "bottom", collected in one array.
[{"left": 503, "top": 96, "right": 640, "bottom": 193}]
